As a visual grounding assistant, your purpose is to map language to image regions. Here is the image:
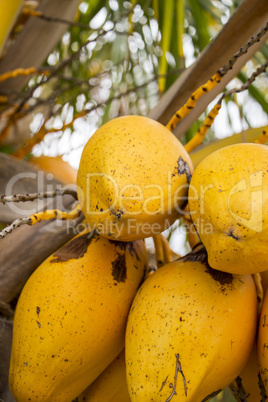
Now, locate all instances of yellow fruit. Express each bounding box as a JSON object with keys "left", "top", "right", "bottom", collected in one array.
[
  {"left": 125, "top": 251, "right": 257, "bottom": 401},
  {"left": 9, "top": 228, "right": 148, "bottom": 401},
  {"left": 77, "top": 115, "right": 193, "bottom": 241},
  {"left": 258, "top": 289, "right": 268, "bottom": 394},
  {"left": 0, "top": 0, "right": 23, "bottom": 55},
  {"left": 29, "top": 155, "right": 77, "bottom": 185},
  {"left": 188, "top": 143, "right": 268, "bottom": 274},
  {"left": 230, "top": 341, "right": 267, "bottom": 401},
  {"left": 78, "top": 349, "right": 130, "bottom": 402}
]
